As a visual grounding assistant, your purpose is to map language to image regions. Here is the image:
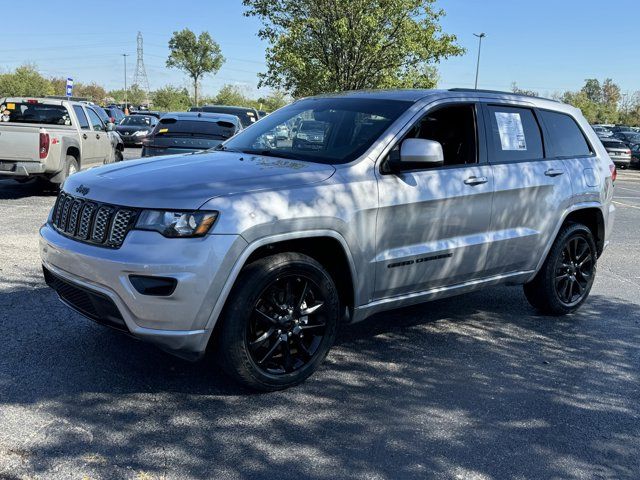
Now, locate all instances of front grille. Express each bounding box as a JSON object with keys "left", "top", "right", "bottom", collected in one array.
[
  {"left": 43, "top": 267, "right": 128, "bottom": 331},
  {"left": 50, "top": 192, "right": 138, "bottom": 248}
]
